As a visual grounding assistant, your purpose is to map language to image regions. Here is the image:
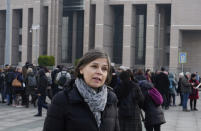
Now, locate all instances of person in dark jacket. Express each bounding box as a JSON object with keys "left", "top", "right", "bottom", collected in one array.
[
  {"left": 43, "top": 49, "right": 120, "bottom": 131},
  {"left": 139, "top": 80, "right": 166, "bottom": 131},
  {"left": 34, "top": 69, "right": 48, "bottom": 116},
  {"left": 189, "top": 73, "right": 199, "bottom": 111},
  {"left": 180, "top": 72, "right": 193, "bottom": 111},
  {"left": 154, "top": 67, "right": 170, "bottom": 109},
  {"left": 25, "top": 68, "right": 37, "bottom": 108},
  {"left": 13, "top": 67, "right": 25, "bottom": 106},
  {"left": 115, "top": 71, "right": 144, "bottom": 131},
  {"left": 0, "top": 69, "right": 6, "bottom": 103},
  {"left": 134, "top": 69, "right": 146, "bottom": 82},
  {"left": 5, "top": 67, "right": 15, "bottom": 105}
]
